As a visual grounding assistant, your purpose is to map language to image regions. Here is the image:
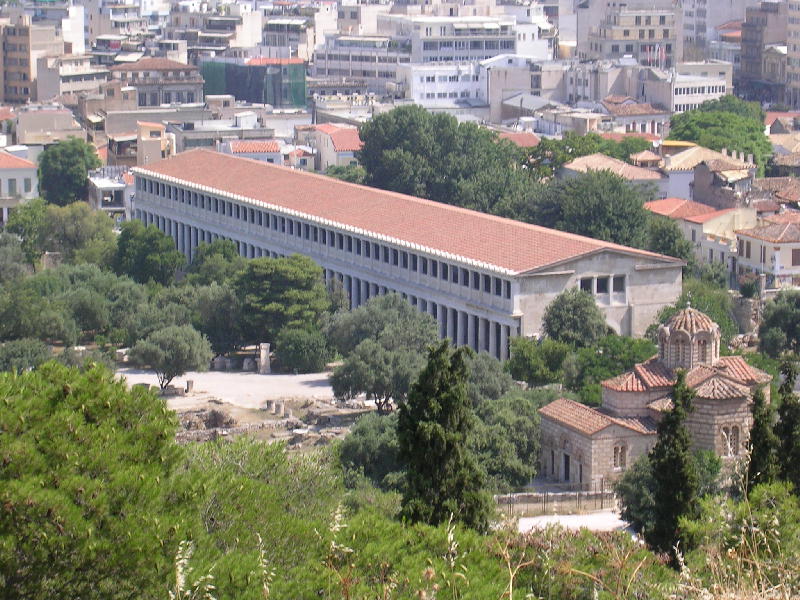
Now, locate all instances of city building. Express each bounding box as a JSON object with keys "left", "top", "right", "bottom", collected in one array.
[
  {"left": 36, "top": 54, "right": 110, "bottom": 102},
  {"left": 167, "top": 1, "right": 262, "bottom": 62},
  {"left": 313, "top": 35, "right": 411, "bottom": 94},
  {"left": 787, "top": 0, "right": 800, "bottom": 108},
  {"left": 0, "top": 14, "right": 65, "bottom": 104},
  {"left": 540, "top": 308, "right": 771, "bottom": 488},
  {"left": 639, "top": 61, "right": 732, "bottom": 113},
  {"left": 109, "top": 57, "right": 204, "bottom": 107},
  {"left": 395, "top": 62, "right": 486, "bottom": 110},
  {"left": 303, "top": 122, "right": 362, "bottom": 171},
  {"left": 740, "top": 0, "right": 786, "bottom": 102},
  {"left": 201, "top": 57, "right": 307, "bottom": 108},
  {"left": 709, "top": 20, "right": 742, "bottom": 73},
  {"left": 580, "top": 0, "right": 682, "bottom": 69},
  {"left": 87, "top": 165, "right": 134, "bottom": 222},
  {"left": 736, "top": 220, "right": 800, "bottom": 287},
  {"left": 131, "top": 149, "right": 683, "bottom": 360},
  {"left": 561, "top": 152, "right": 667, "bottom": 197},
  {"left": 0, "top": 149, "right": 38, "bottom": 224}
]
